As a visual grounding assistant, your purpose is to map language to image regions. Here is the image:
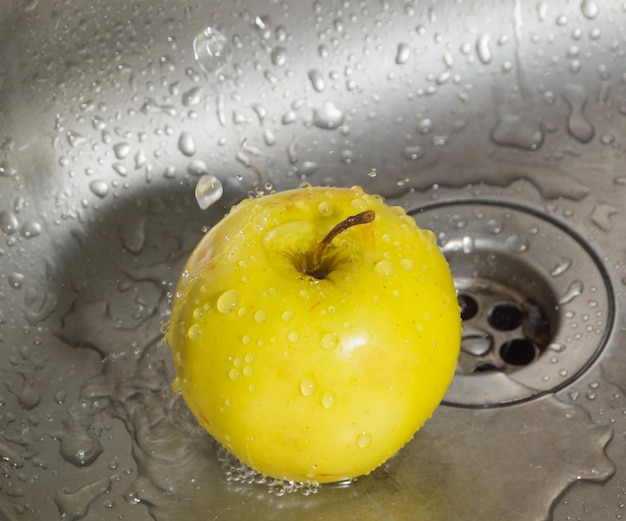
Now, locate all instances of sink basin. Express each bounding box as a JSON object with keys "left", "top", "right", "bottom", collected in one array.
[{"left": 0, "top": 1, "right": 624, "bottom": 519}]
